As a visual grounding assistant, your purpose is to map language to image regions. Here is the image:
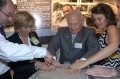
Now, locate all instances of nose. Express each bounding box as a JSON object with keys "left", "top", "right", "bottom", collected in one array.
[
  {"left": 28, "top": 29, "right": 31, "bottom": 33},
  {"left": 69, "top": 24, "right": 75, "bottom": 29},
  {"left": 64, "top": 11, "right": 69, "bottom": 17},
  {"left": 94, "top": 19, "right": 98, "bottom": 24},
  {"left": 8, "top": 17, "right": 12, "bottom": 21},
  {"left": 28, "top": 27, "right": 32, "bottom": 32},
  {"left": 64, "top": 13, "right": 67, "bottom": 17}
]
